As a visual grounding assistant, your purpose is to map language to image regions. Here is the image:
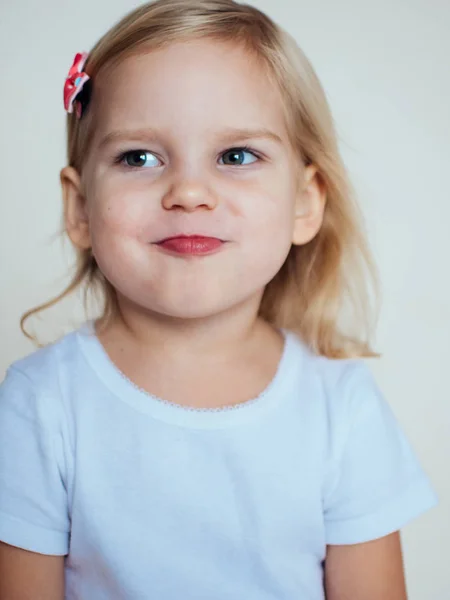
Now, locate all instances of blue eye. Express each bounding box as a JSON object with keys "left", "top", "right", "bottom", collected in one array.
[
  {"left": 117, "top": 146, "right": 260, "bottom": 169},
  {"left": 121, "top": 150, "right": 160, "bottom": 168},
  {"left": 220, "top": 148, "right": 259, "bottom": 166}
]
